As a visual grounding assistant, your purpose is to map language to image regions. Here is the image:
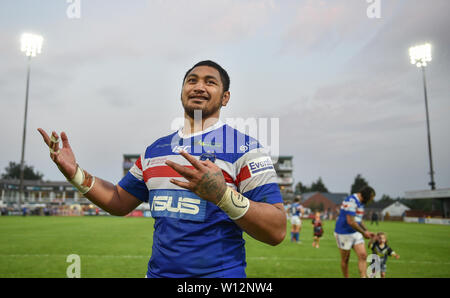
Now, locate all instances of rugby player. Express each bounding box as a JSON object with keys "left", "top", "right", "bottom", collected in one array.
[
  {"left": 334, "top": 186, "right": 376, "bottom": 278},
  {"left": 38, "top": 60, "right": 286, "bottom": 278},
  {"left": 289, "top": 198, "right": 304, "bottom": 243}
]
